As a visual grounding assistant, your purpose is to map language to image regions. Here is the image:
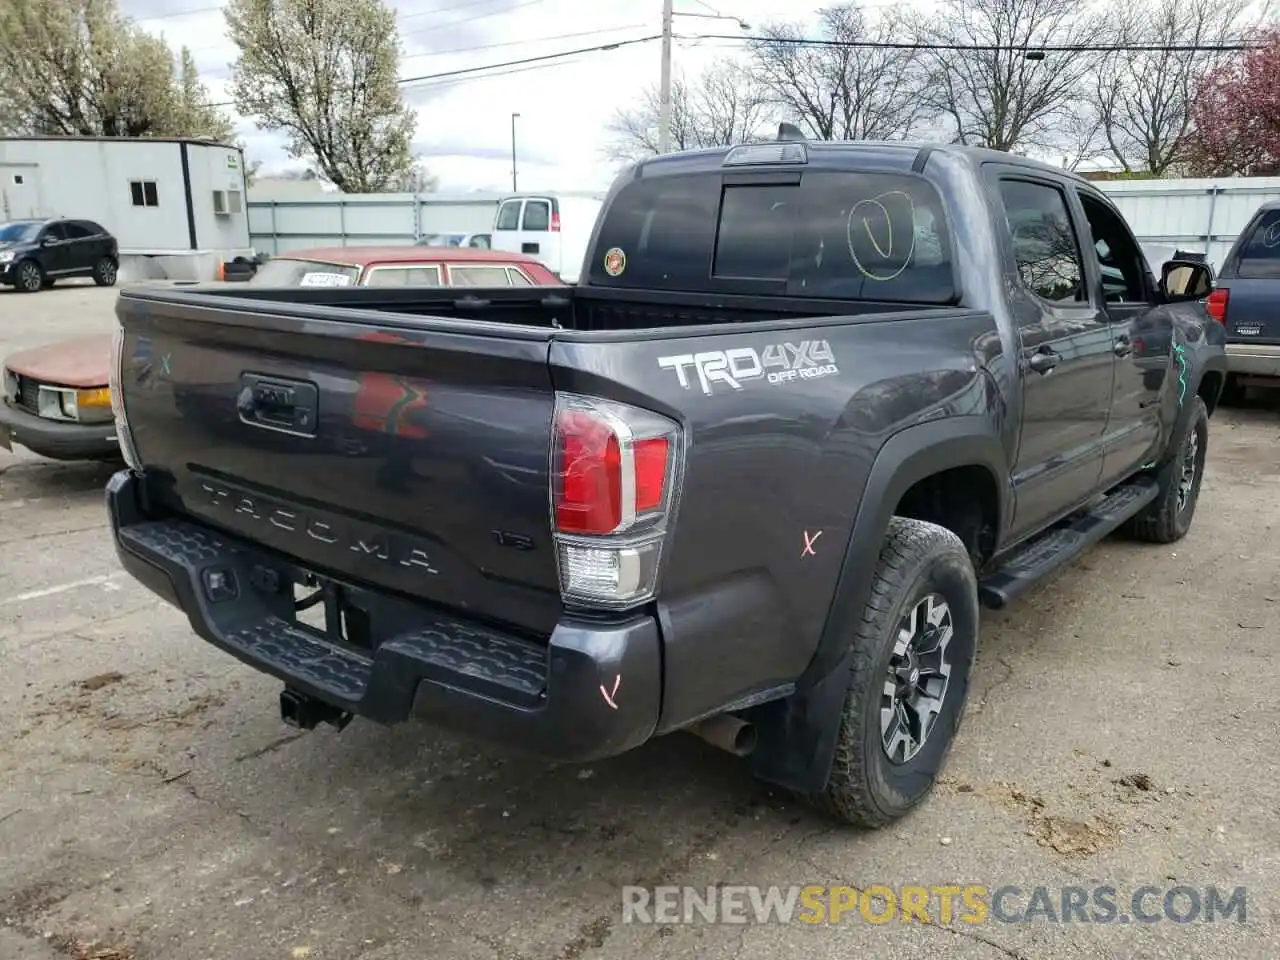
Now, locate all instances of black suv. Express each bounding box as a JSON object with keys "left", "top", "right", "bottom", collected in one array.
[{"left": 0, "top": 218, "right": 119, "bottom": 293}]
